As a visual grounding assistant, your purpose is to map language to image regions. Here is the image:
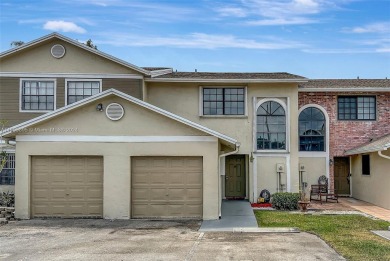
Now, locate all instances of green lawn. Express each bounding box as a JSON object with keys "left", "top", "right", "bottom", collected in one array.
[{"left": 255, "top": 211, "right": 390, "bottom": 261}]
